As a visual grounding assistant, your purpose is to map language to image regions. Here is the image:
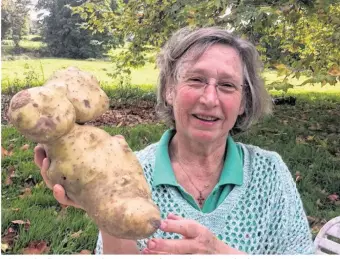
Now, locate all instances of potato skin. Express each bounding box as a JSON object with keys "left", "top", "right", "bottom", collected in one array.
[
  {"left": 7, "top": 87, "right": 76, "bottom": 143},
  {"left": 44, "top": 125, "right": 161, "bottom": 239},
  {"left": 45, "top": 67, "right": 110, "bottom": 123}
]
